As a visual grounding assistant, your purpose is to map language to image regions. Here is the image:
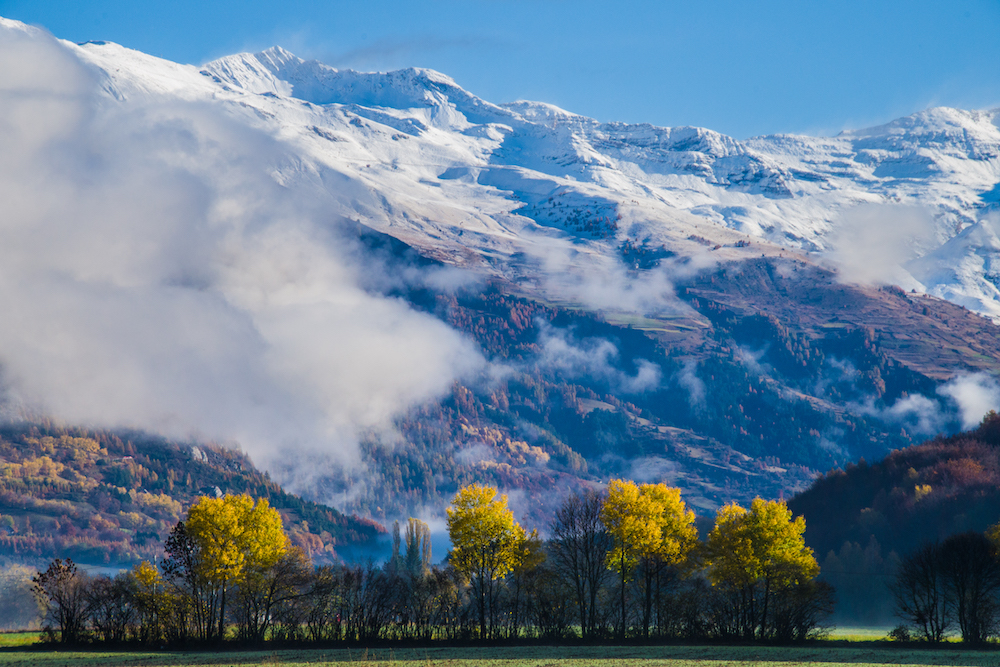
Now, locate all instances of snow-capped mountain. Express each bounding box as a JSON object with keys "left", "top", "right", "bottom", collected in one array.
[
  {"left": 53, "top": 31, "right": 1000, "bottom": 318},
  {"left": 8, "top": 16, "right": 1000, "bottom": 522}
]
